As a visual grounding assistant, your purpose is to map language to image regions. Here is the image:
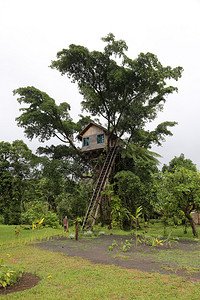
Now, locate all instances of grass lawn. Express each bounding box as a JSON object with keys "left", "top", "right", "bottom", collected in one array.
[
  {"left": 0, "top": 224, "right": 200, "bottom": 299},
  {"left": 0, "top": 225, "right": 66, "bottom": 249}
]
